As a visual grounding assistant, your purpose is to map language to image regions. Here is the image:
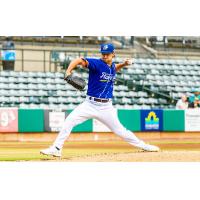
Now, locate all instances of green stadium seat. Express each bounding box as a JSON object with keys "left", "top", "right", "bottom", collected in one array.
[{"left": 0, "top": 71, "right": 10, "bottom": 77}]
